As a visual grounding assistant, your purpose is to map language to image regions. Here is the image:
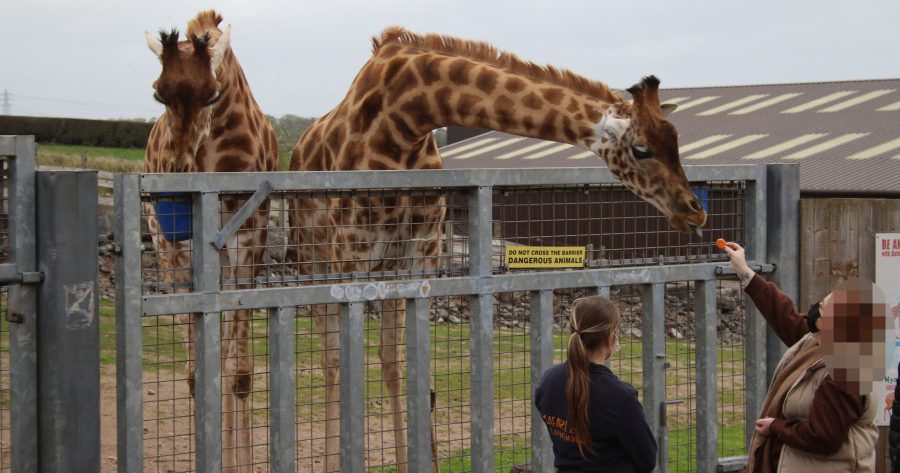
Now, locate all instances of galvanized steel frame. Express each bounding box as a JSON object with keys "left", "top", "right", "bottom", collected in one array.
[
  {"left": 115, "top": 164, "right": 797, "bottom": 473},
  {"left": 1, "top": 136, "right": 38, "bottom": 473}
]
